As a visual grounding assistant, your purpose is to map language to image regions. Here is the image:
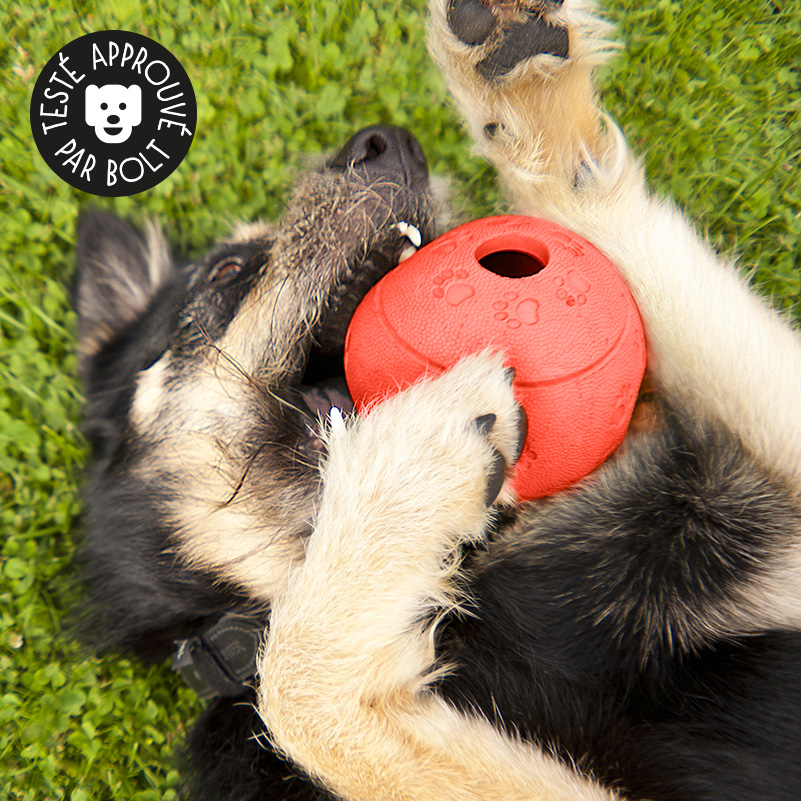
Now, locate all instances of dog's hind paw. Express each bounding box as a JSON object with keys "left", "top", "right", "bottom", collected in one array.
[
  {"left": 430, "top": 0, "right": 619, "bottom": 210},
  {"left": 447, "top": 0, "right": 570, "bottom": 79}
]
